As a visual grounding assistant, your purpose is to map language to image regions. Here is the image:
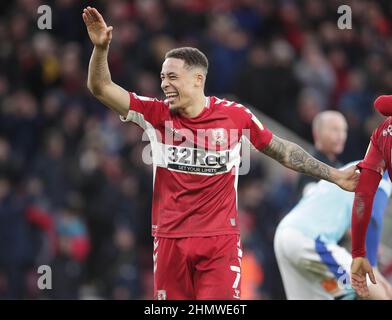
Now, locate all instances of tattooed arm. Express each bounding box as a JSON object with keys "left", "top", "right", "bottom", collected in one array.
[{"left": 261, "top": 135, "right": 359, "bottom": 191}]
